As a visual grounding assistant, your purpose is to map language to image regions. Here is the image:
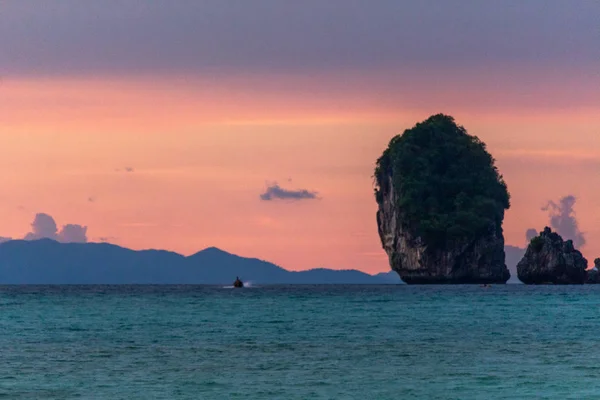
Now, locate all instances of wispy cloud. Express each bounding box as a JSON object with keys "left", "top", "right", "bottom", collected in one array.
[
  {"left": 260, "top": 183, "right": 318, "bottom": 201},
  {"left": 115, "top": 167, "right": 135, "bottom": 173}
]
